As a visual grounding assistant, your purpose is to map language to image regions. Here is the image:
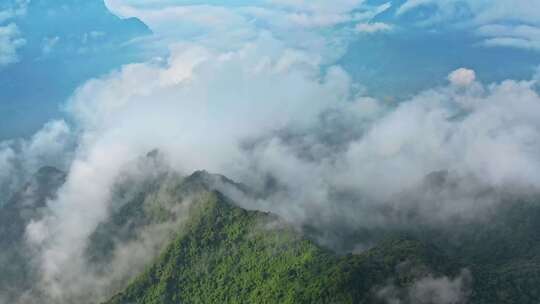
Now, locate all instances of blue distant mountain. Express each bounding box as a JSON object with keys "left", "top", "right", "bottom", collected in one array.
[{"left": 0, "top": 0, "right": 151, "bottom": 140}]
